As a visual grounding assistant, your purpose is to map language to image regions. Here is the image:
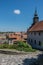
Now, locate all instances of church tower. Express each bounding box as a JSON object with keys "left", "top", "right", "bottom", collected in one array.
[
  {"left": 32, "top": 9, "right": 39, "bottom": 26},
  {"left": 28, "top": 9, "right": 39, "bottom": 30}
]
